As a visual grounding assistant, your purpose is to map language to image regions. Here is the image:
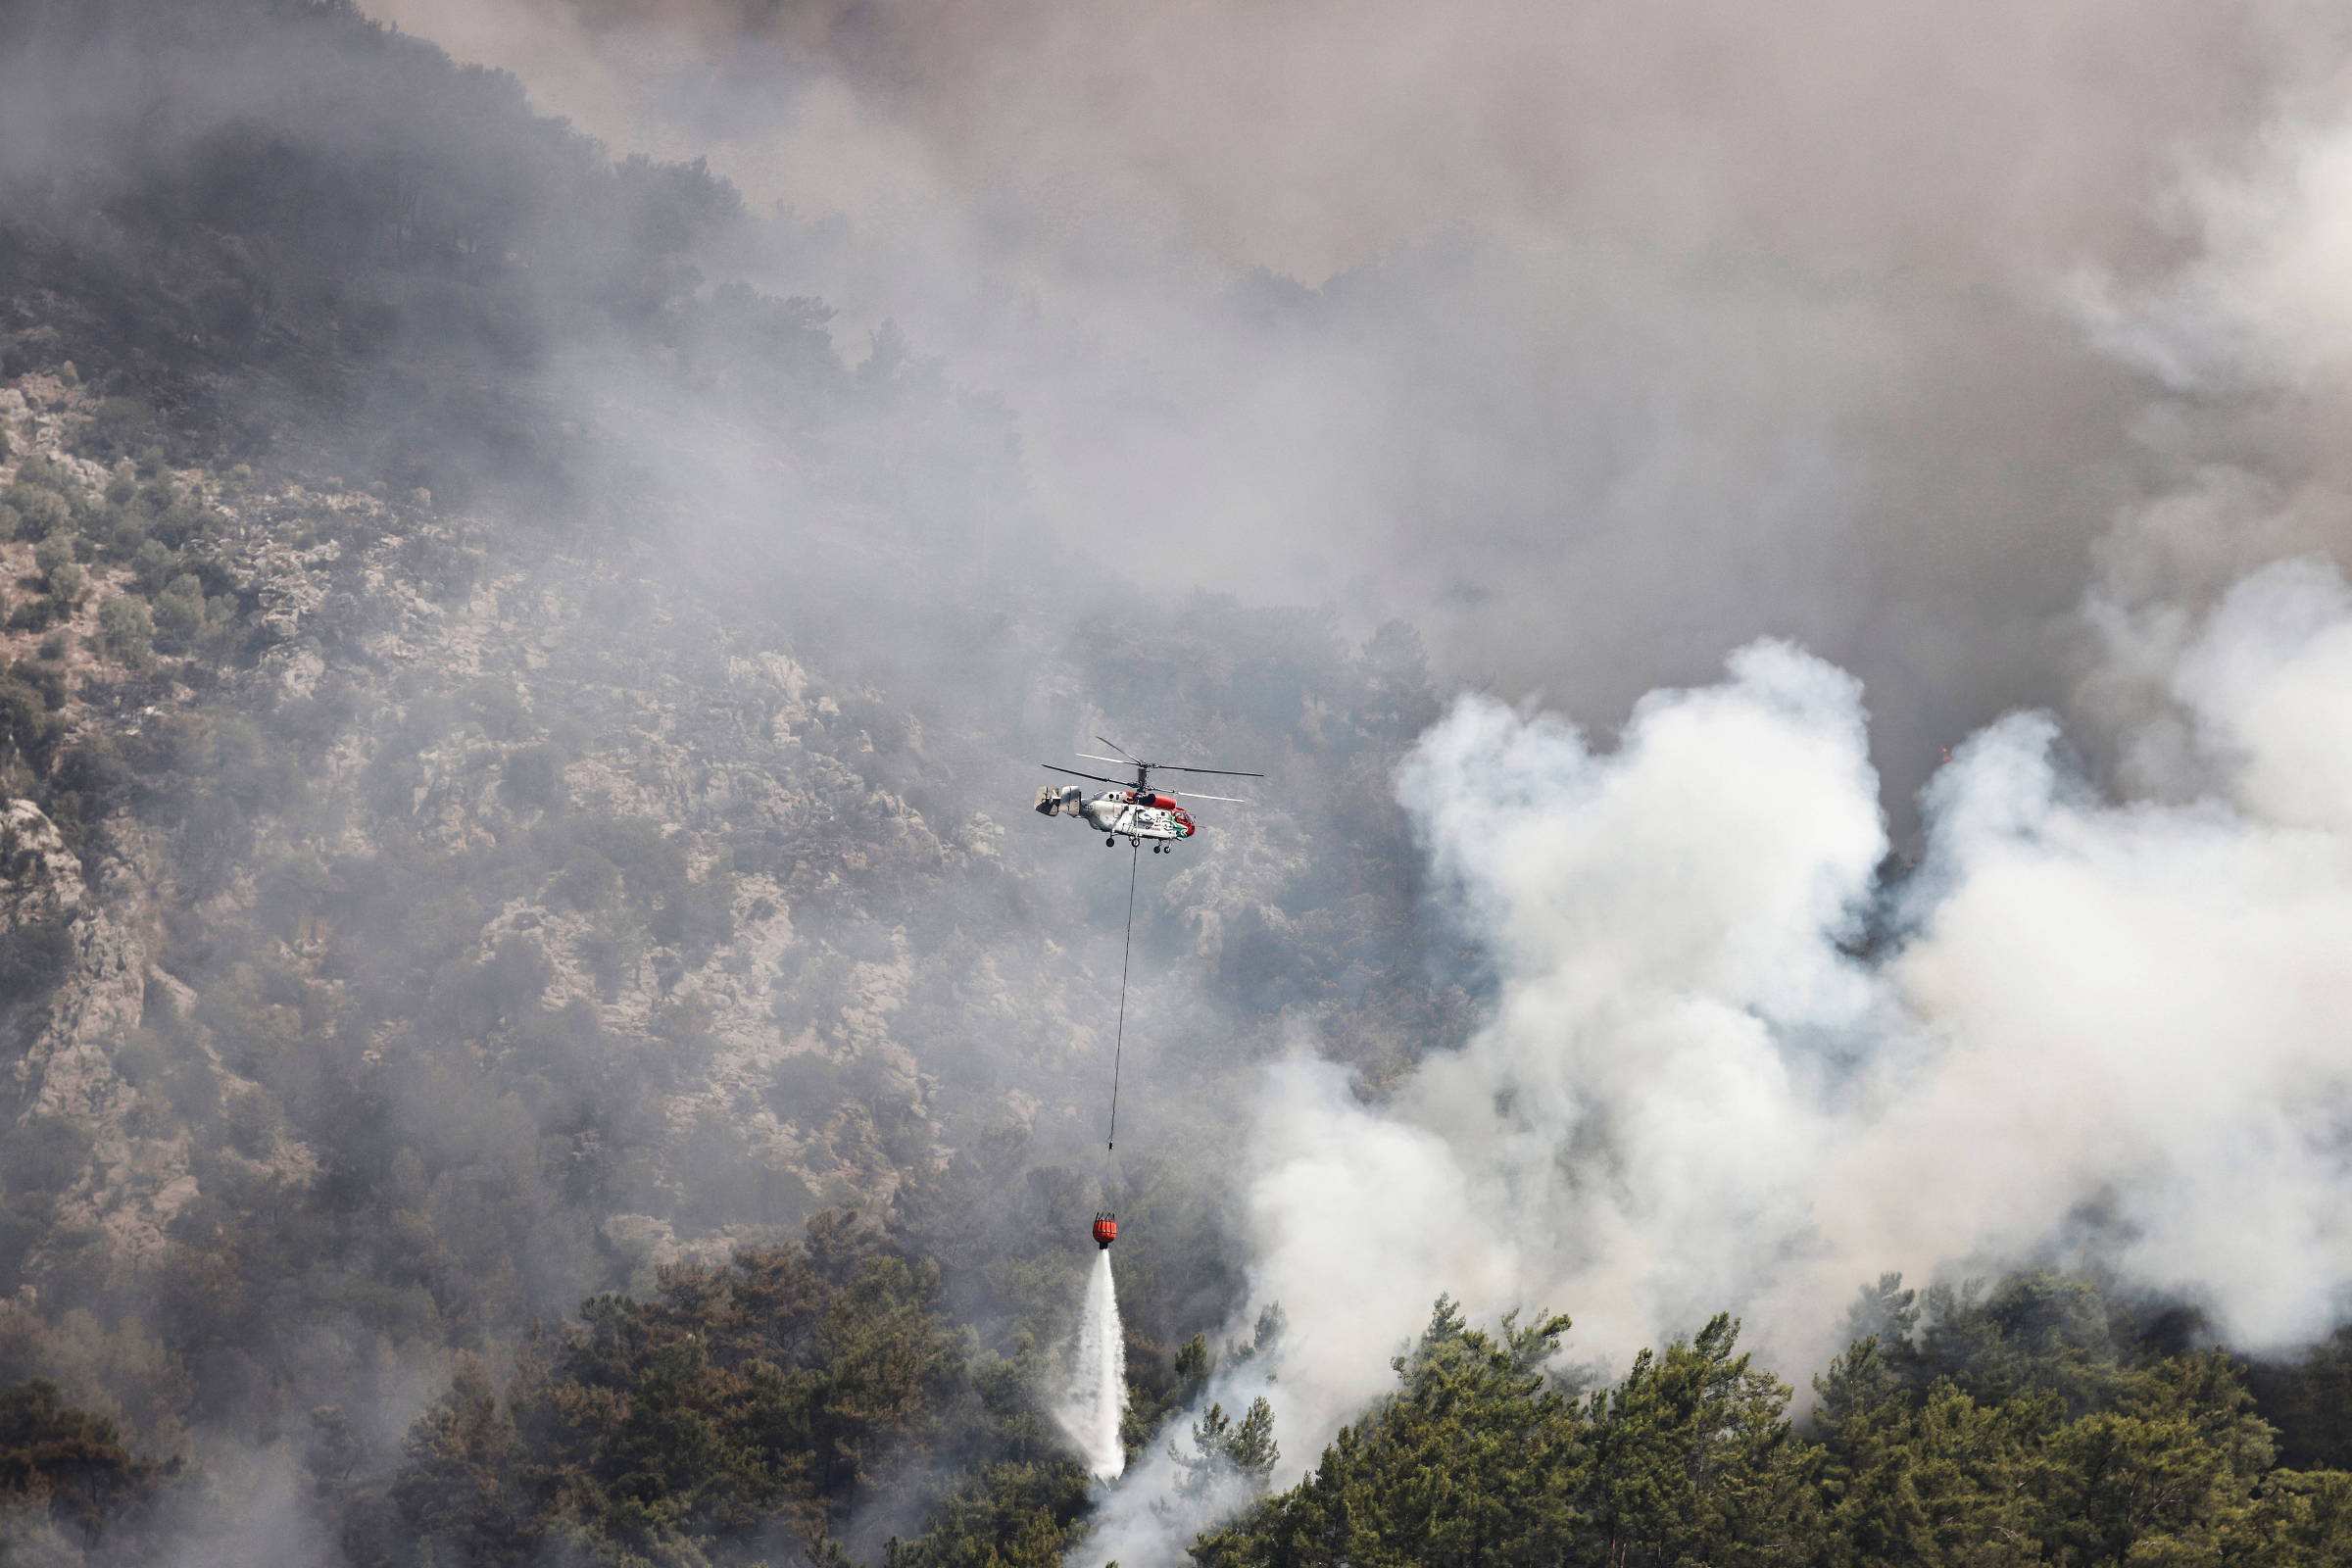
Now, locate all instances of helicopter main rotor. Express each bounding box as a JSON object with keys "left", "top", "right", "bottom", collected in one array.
[{"left": 1069, "top": 735, "right": 1262, "bottom": 800}]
